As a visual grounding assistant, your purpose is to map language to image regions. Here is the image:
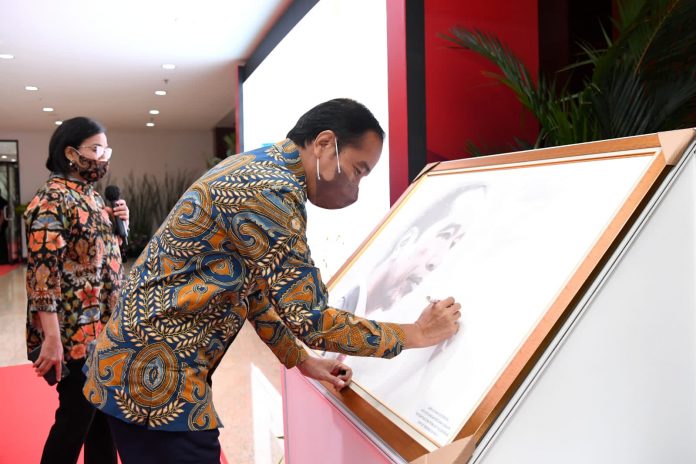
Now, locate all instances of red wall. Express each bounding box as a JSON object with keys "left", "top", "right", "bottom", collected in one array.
[{"left": 425, "top": 0, "right": 539, "bottom": 162}]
